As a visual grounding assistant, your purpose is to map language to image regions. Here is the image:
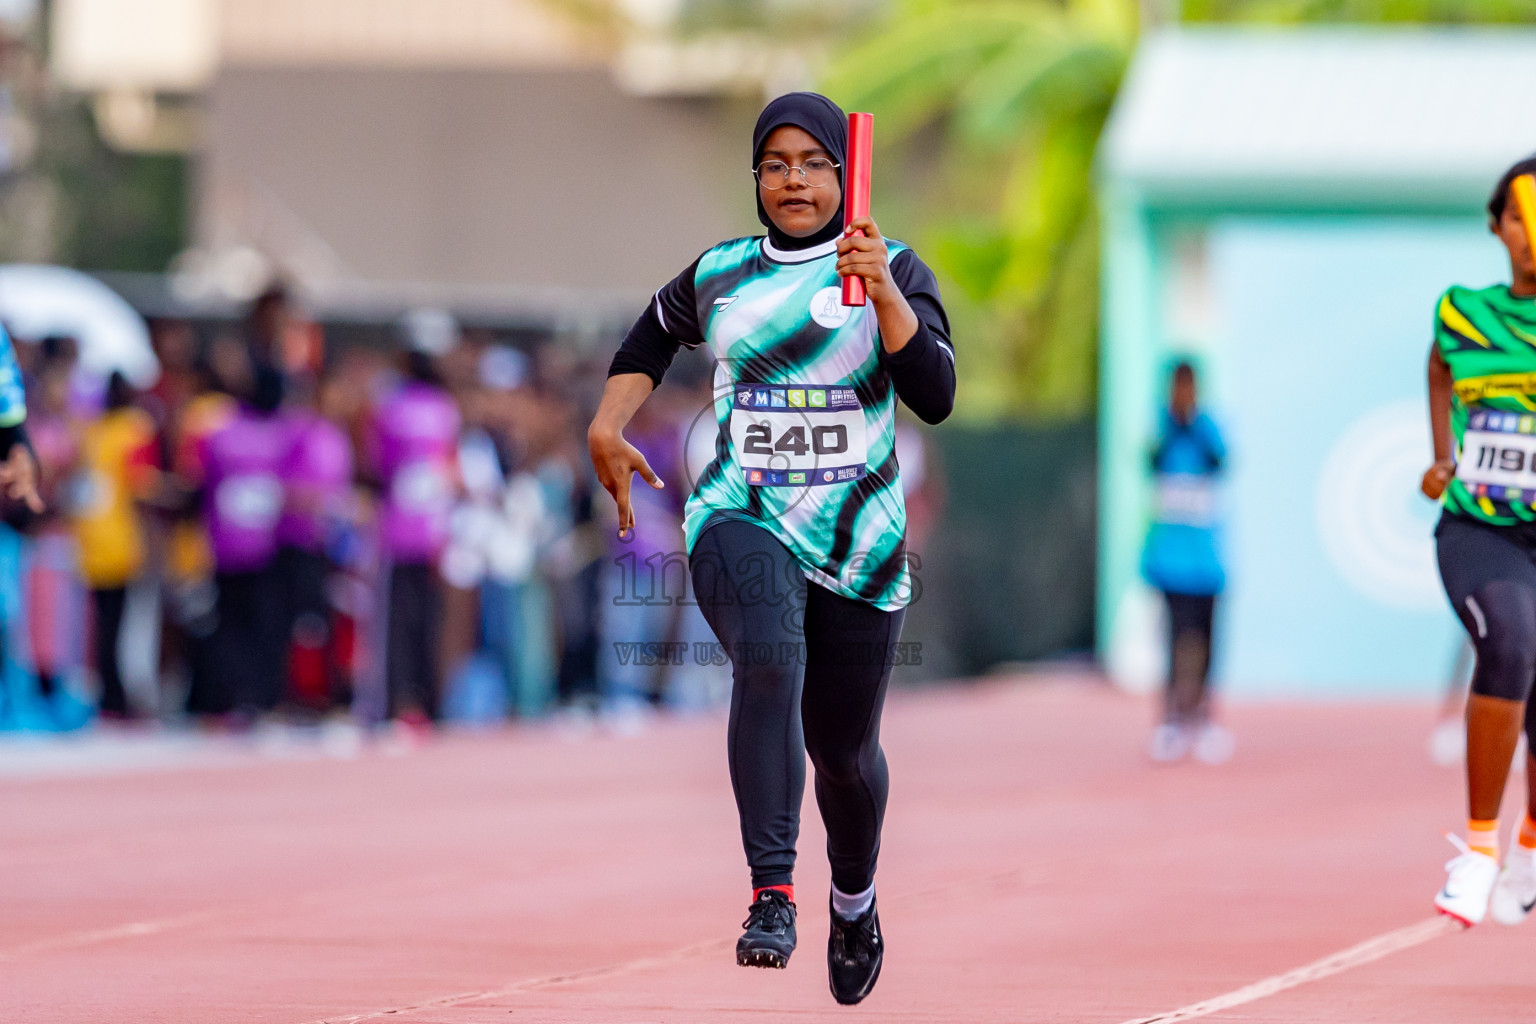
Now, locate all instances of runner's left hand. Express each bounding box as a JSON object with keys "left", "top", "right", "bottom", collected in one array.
[
  {"left": 0, "top": 443, "right": 43, "bottom": 514},
  {"left": 836, "top": 218, "right": 896, "bottom": 305}
]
